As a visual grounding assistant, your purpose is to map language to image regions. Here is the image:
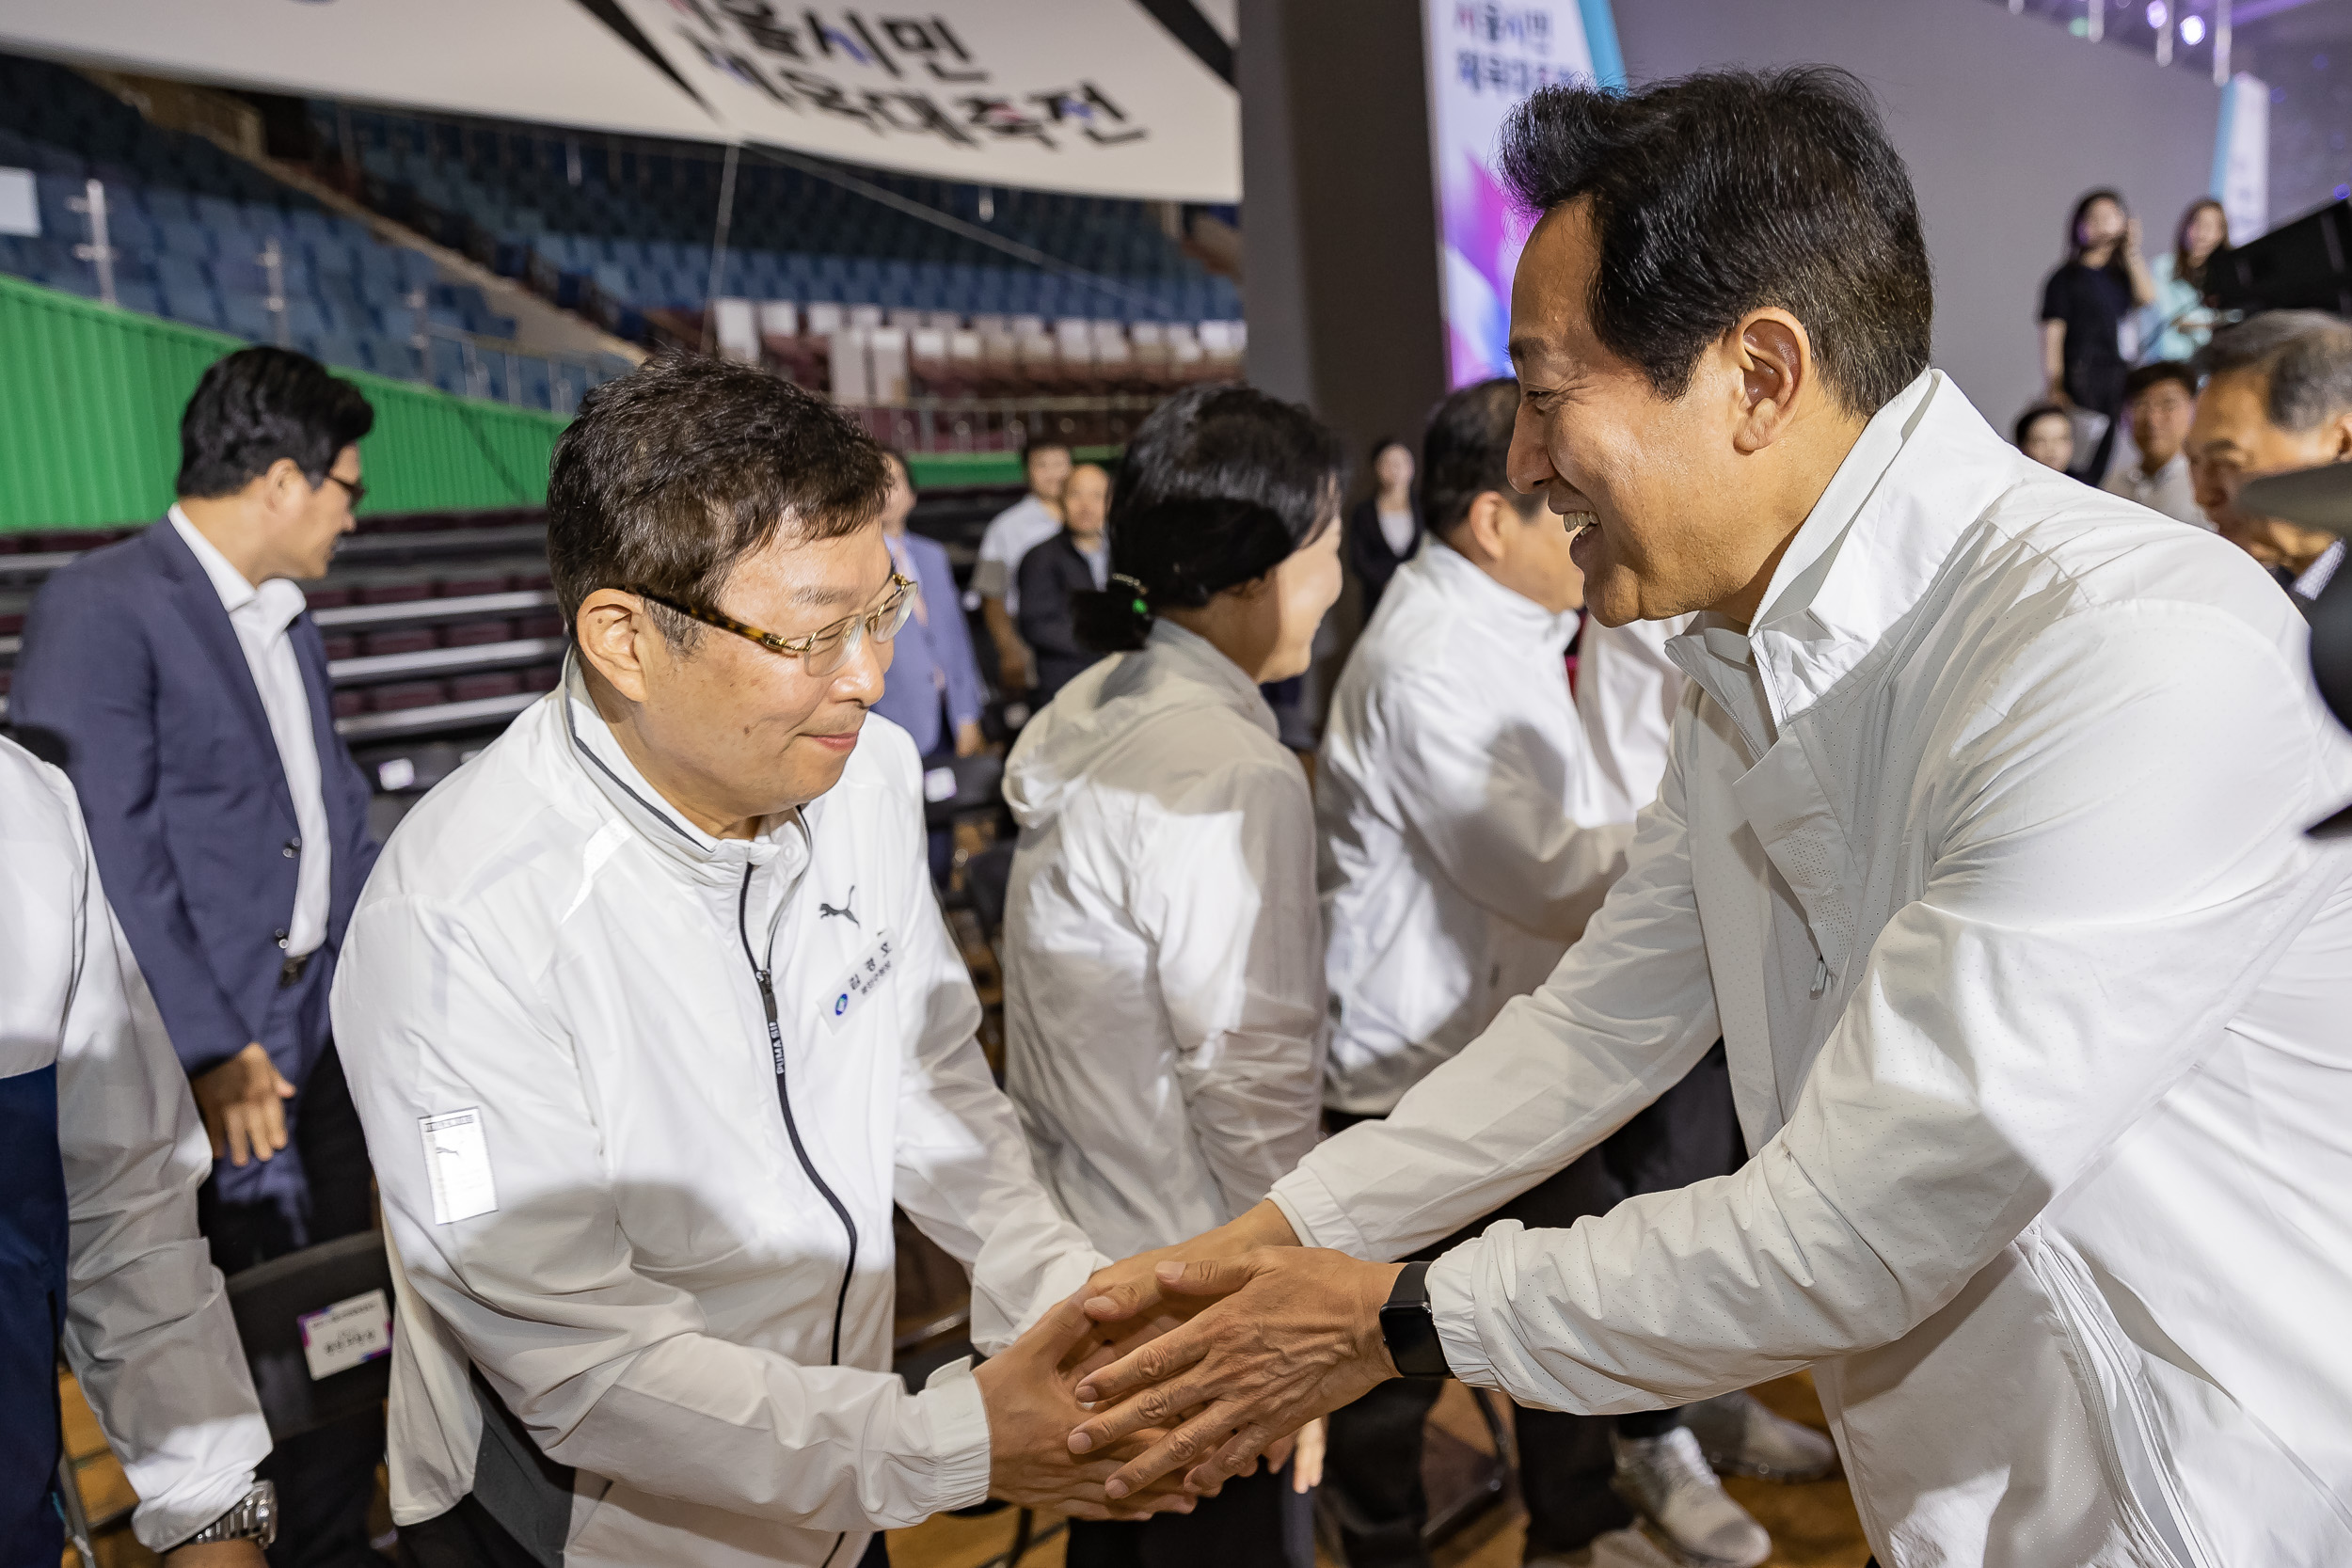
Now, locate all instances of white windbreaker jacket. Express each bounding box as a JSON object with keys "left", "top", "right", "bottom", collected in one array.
[
  {"left": 332, "top": 661, "right": 1101, "bottom": 1568},
  {"left": 1271, "top": 372, "right": 2352, "bottom": 1567},
  {"left": 1317, "top": 543, "right": 1638, "bottom": 1116},
  {"left": 1576, "top": 612, "right": 1693, "bottom": 825},
  {"left": 1, "top": 736, "right": 270, "bottom": 1552},
  {"left": 1000, "top": 619, "right": 1326, "bottom": 1261}
]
